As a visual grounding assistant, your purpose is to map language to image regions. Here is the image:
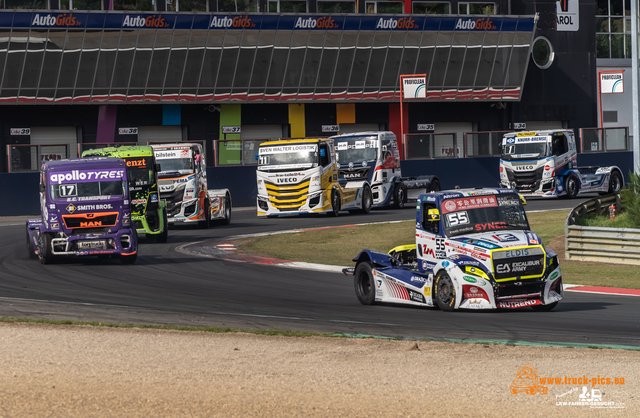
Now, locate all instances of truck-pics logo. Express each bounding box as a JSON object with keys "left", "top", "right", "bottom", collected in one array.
[
  {"left": 295, "top": 16, "right": 339, "bottom": 29},
  {"left": 511, "top": 363, "right": 548, "bottom": 395},
  {"left": 210, "top": 15, "right": 256, "bottom": 28},
  {"left": 32, "top": 13, "right": 82, "bottom": 27}
]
